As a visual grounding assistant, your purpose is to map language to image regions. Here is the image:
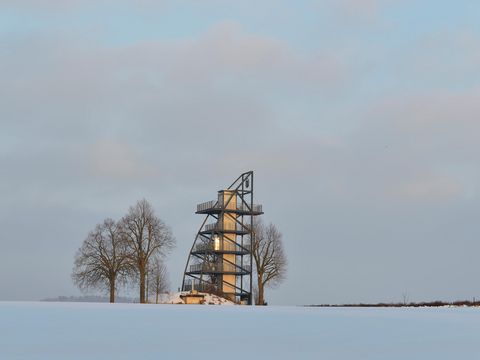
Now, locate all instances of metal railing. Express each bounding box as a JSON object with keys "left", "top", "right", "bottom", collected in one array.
[
  {"left": 193, "top": 241, "right": 251, "bottom": 253},
  {"left": 237, "top": 203, "right": 263, "bottom": 213},
  {"left": 204, "top": 222, "right": 221, "bottom": 232},
  {"left": 183, "top": 280, "right": 217, "bottom": 292},
  {"left": 189, "top": 262, "right": 250, "bottom": 273},
  {"left": 197, "top": 200, "right": 217, "bottom": 212},
  {"left": 204, "top": 222, "right": 251, "bottom": 232},
  {"left": 197, "top": 200, "right": 262, "bottom": 213}
]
